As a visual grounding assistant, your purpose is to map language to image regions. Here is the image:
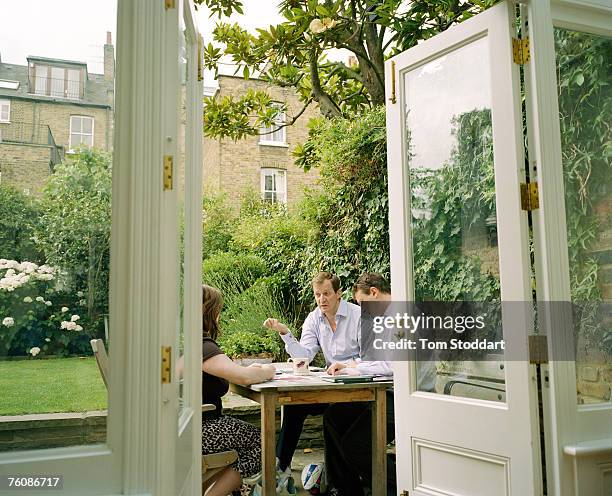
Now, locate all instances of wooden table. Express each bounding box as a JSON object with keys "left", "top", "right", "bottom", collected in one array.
[{"left": 230, "top": 368, "right": 393, "bottom": 496}]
